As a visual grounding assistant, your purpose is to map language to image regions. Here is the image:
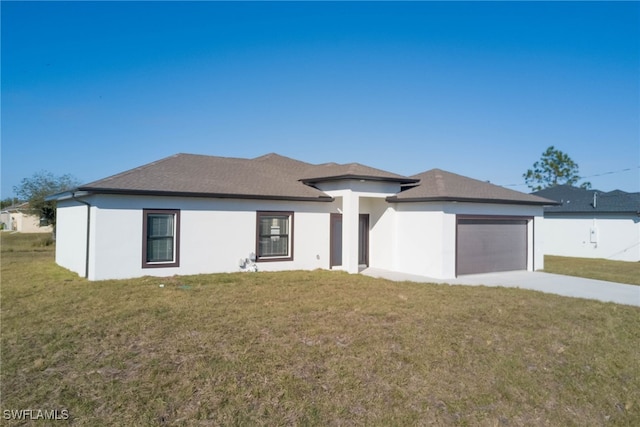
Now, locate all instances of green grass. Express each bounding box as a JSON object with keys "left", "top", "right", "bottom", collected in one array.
[
  {"left": 2, "top": 234, "right": 639, "bottom": 426},
  {"left": 0, "top": 231, "right": 54, "bottom": 252},
  {"left": 545, "top": 255, "right": 640, "bottom": 286}
]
